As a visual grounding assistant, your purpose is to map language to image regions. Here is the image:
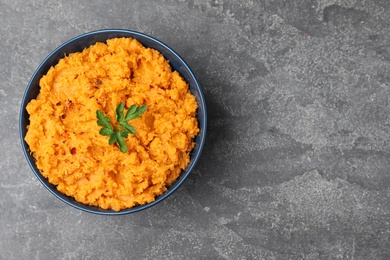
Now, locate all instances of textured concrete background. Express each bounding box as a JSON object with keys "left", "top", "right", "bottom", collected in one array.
[{"left": 1, "top": 0, "right": 390, "bottom": 259}]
